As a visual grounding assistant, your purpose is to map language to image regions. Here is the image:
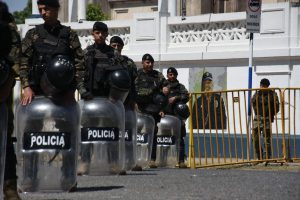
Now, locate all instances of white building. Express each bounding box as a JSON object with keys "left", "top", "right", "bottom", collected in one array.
[{"left": 19, "top": 1, "right": 300, "bottom": 134}]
